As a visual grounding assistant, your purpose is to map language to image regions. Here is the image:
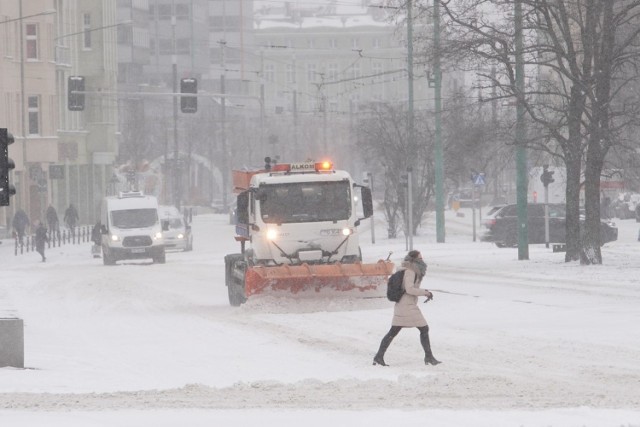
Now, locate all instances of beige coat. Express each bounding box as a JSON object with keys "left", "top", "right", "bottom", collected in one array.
[{"left": 391, "top": 262, "right": 432, "bottom": 327}]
